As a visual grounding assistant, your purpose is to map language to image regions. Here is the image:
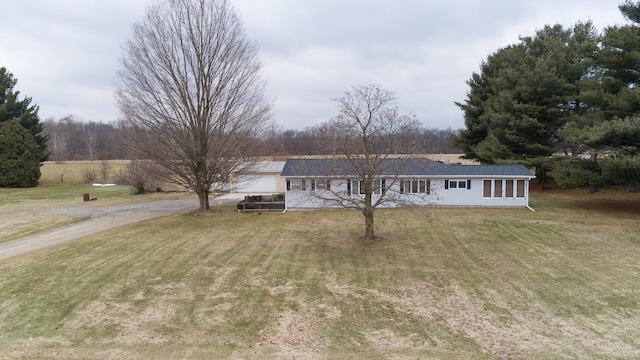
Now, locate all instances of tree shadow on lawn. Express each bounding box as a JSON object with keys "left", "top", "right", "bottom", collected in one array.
[
  {"left": 531, "top": 179, "right": 640, "bottom": 217},
  {"left": 569, "top": 196, "right": 640, "bottom": 217}
]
